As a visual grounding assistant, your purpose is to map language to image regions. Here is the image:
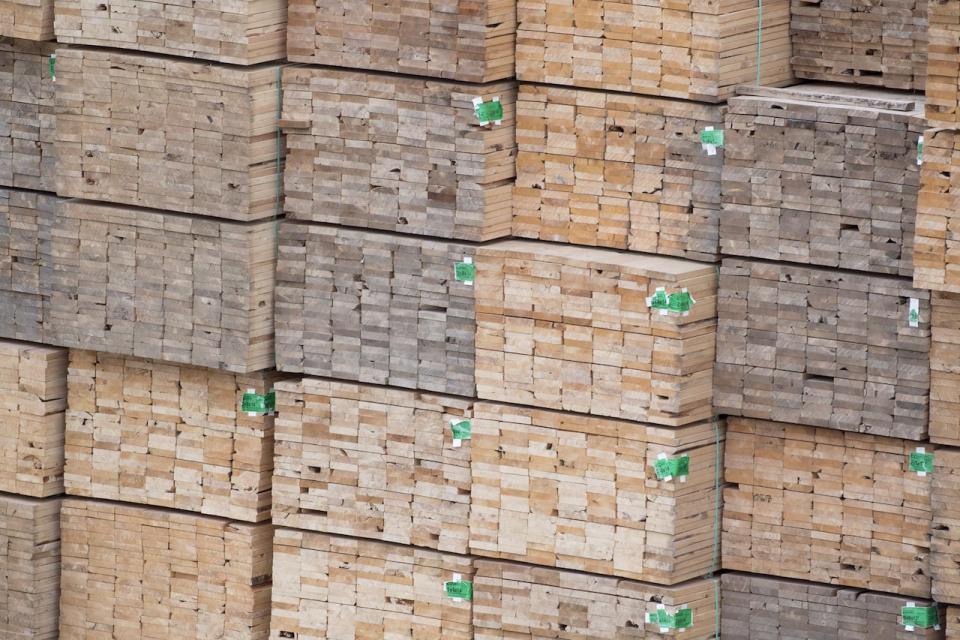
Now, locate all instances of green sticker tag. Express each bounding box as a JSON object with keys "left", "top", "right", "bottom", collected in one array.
[
  {"left": 444, "top": 580, "right": 473, "bottom": 601},
  {"left": 647, "top": 288, "right": 669, "bottom": 311},
  {"left": 655, "top": 455, "right": 690, "bottom": 480},
  {"left": 49, "top": 54, "right": 56, "bottom": 81},
  {"left": 241, "top": 390, "right": 275, "bottom": 415},
  {"left": 667, "top": 290, "right": 695, "bottom": 314},
  {"left": 909, "top": 451, "right": 934, "bottom": 474},
  {"left": 455, "top": 260, "right": 476, "bottom": 283},
  {"left": 901, "top": 605, "right": 938, "bottom": 629},
  {"left": 917, "top": 136, "right": 924, "bottom": 165},
  {"left": 909, "top": 308, "right": 920, "bottom": 325},
  {"left": 646, "top": 608, "right": 693, "bottom": 630},
  {"left": 700, "top": 129, "right": 724, "bottom": 146},
  {"left": 451, "top": 420, "right": 472, "bottom": 441},
  {"left": 474, "top": 99, "right": 504, "bottom": 125}
]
